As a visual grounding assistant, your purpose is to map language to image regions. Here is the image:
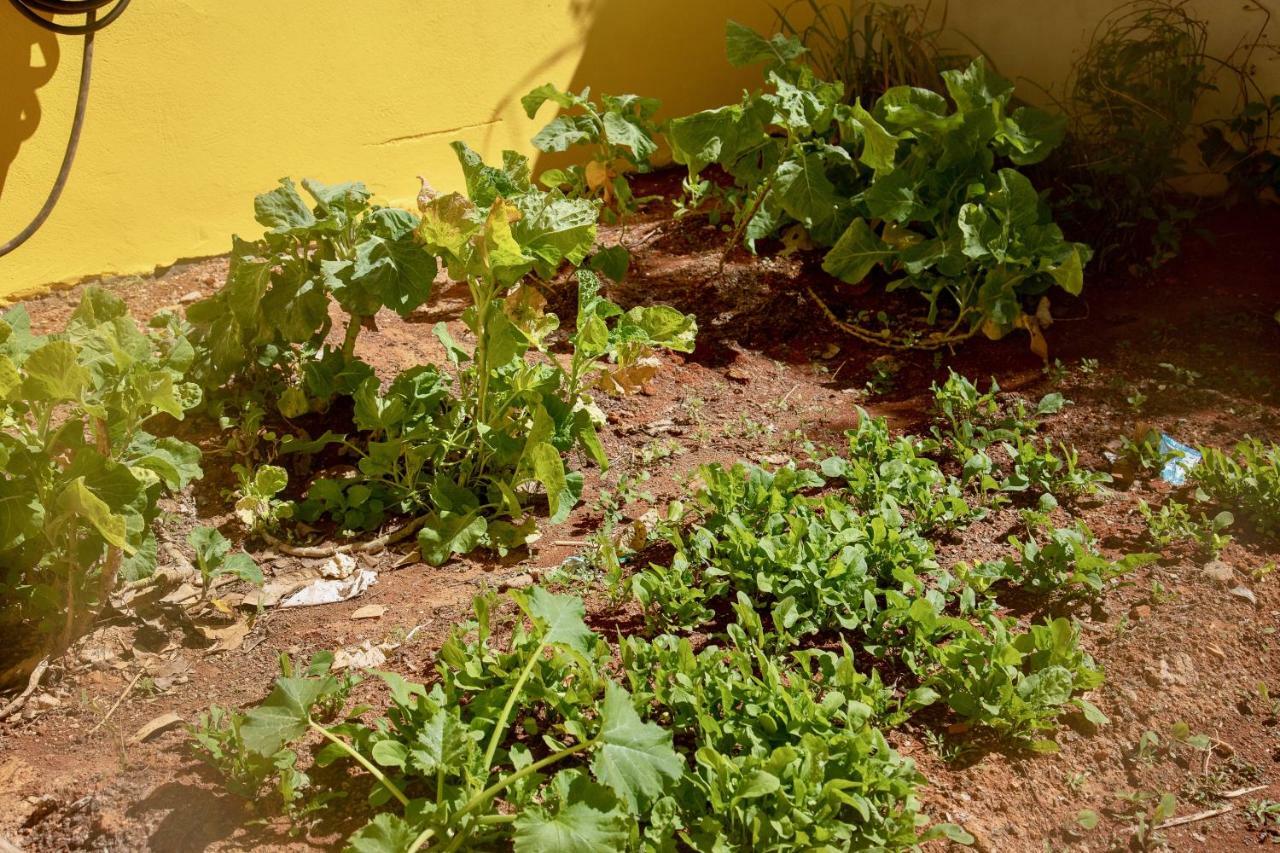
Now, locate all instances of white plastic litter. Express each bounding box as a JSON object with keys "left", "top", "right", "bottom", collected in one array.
[{"left": 279, "top": 568, "right": 378, "bottom": 607}]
